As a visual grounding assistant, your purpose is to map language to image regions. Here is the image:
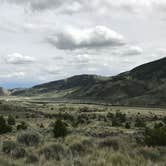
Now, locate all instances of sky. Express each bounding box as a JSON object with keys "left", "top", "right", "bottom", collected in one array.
[{"left": 0, "top": 0, "right": 166, "bottom": 88}]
